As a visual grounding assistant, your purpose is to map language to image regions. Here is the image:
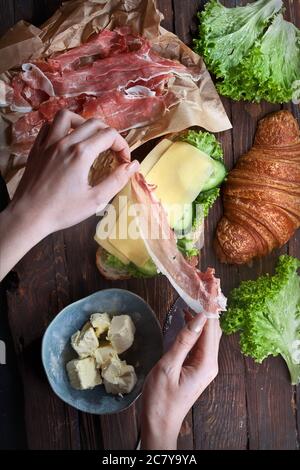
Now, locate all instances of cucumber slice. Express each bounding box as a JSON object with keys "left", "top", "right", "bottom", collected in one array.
[
  {"left": 171, "top": 203, "right": 193, "bottom": 236},
  {"left": 137, "top": 259, "right": 158, "bottom": 277},
  {"left": 202, "top": 159, "right": 226, "bottom": 191}
]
